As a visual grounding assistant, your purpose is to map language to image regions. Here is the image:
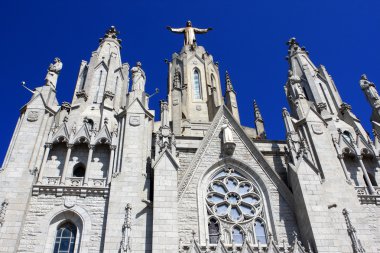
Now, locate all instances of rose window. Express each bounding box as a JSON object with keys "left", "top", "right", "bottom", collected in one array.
[{"left": 206, "top": 169, "right": 262, "bottom": 223}]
